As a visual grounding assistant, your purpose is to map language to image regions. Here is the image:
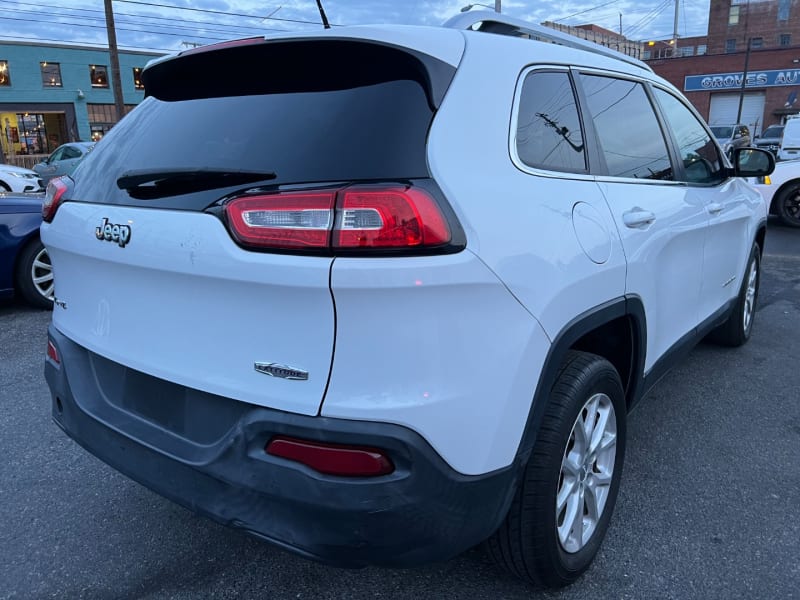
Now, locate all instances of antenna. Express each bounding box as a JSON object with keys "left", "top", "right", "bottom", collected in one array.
[{"left": 315, "top": 0, "right": 331, "bottom": 29}]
